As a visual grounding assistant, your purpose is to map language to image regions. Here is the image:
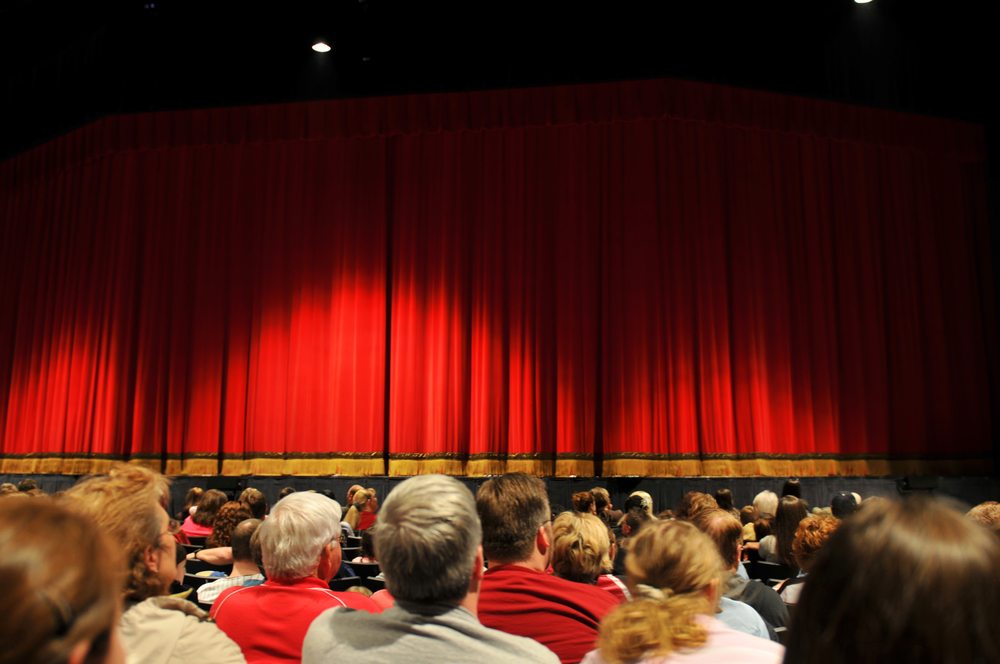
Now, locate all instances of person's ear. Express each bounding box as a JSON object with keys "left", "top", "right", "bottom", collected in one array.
[
  {"left": 143, "top": 544, "right": 160, "bottom": 573},
  {"left": 536, "top": 522, "right": 551, "bottom": 554},
  {"left": 705, "top": 577, "right": 720, "bottom": 606},
  {"left": 468, "top": 545, "right": 485, "bottom": 593}
]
